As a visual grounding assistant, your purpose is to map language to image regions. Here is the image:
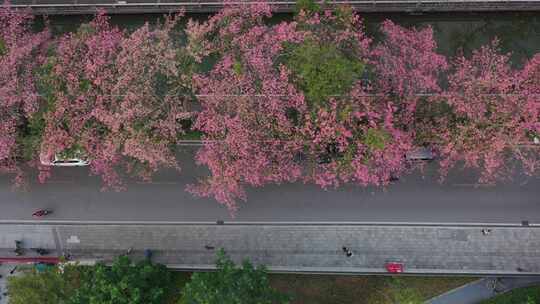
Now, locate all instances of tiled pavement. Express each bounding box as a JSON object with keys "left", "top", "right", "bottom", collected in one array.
[{"left": 1, "top": 224, "right": 540, "bottom": 274}]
